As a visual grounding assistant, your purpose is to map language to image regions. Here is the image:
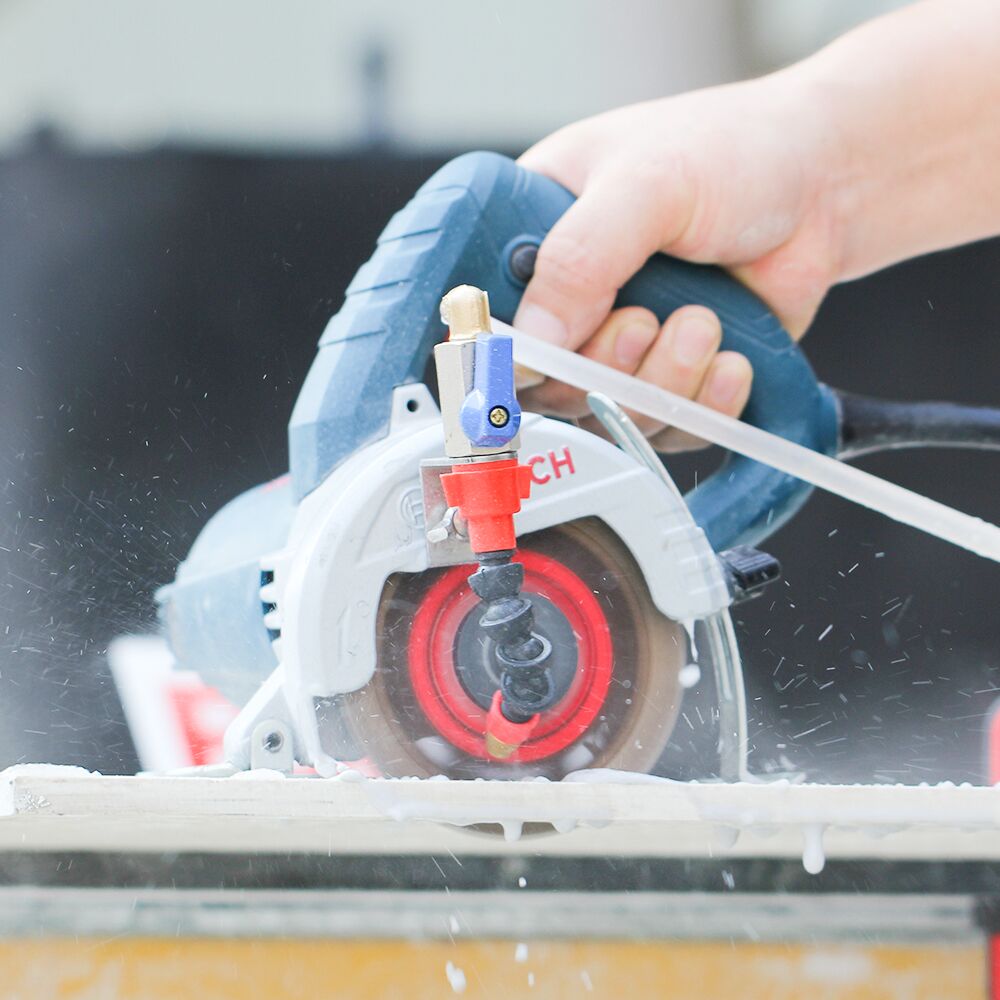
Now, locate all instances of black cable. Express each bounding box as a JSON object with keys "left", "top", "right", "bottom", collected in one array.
[{"left": 836, "top": 389, "right": 1000, "bottom": 460}]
